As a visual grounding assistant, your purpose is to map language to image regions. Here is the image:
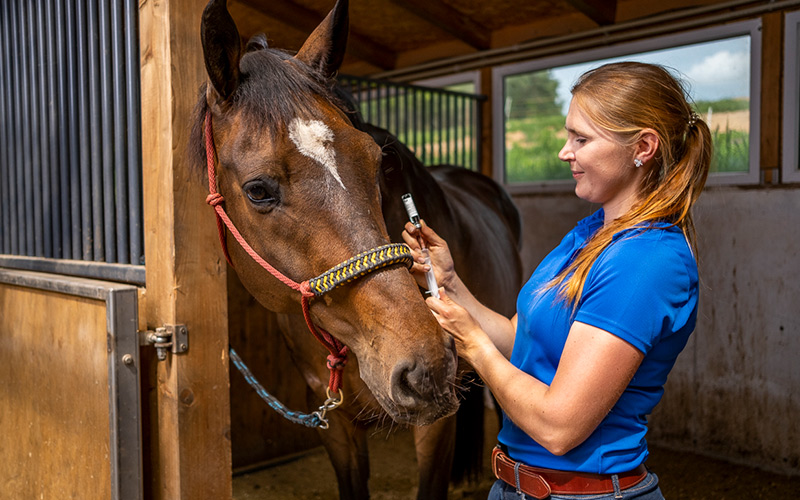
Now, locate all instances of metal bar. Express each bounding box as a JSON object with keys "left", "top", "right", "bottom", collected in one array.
[
  {"left": 444, "top": 92, "right": 450, "bottom": 164},
  {"left": 402, "top": 86, "right": 409, "bottom": 147},
  {"left": 475, "top": 91, "right": 483, "bottom": 174},
  {"left": 411, "top": 88, "right": 417, "bottom": 156},
  {"left": 124, "top": 0, "right": 143, "bottom": 266},
  {"left": 76, "top": 0, "right": 92, "bottom": 260},
  {"left": 45, "top": 0, "right": 62, "bottom": 258},
  {"left": 462, "top": 95, "right": 468, "bottom": 168},
  {"left": 55, "top": 0, "right": 73, "bottom": 258},
  {"left": 35, "top": 1, "right": 53, "bottom": 258},
  {"left": 0, "top": 2, "right": 10, "bottom": 254},
  {"left": 9, "top": 0, "right": 22, "bottom": 255},
  {"left": 19, "top": 1, "right": 34, "bottom": 255},
  {"left": 106, "top": 287, "right": 144, "bottom": 500},
  {"left": 98, "top": 0, "right": 115, "bottom": 263},
  {"left": 110, "top": 0, "right": 128, "bottom": 264},
  {"left": 28, "top": 0, "right": 44, "bottom": 257},
  {"left": 87, "top": 0, "right": 104, "bottom": 261},
  {"left": 66, "top": 0, "right": 82, "bottom": 260},
  {"left": 421, "top": 89, "right": 428, "bottom": 164},
  {"left": 375, "top": 83, "right": 382, "bottom": 129},
  {"left": 0, "top": 256, "right": 146, "bottom": 287}
]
